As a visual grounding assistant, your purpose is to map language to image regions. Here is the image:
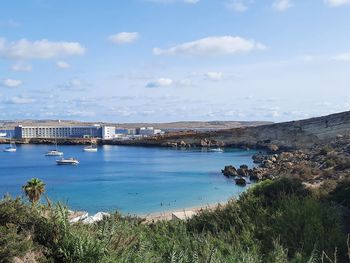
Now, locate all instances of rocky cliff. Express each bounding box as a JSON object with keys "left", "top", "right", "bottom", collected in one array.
[
  {"left": 121, "top": 111, "right": 350, "bottom": 150},
  {"left": 2, "top": 111, "right": 350, "bottom": 150}
]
